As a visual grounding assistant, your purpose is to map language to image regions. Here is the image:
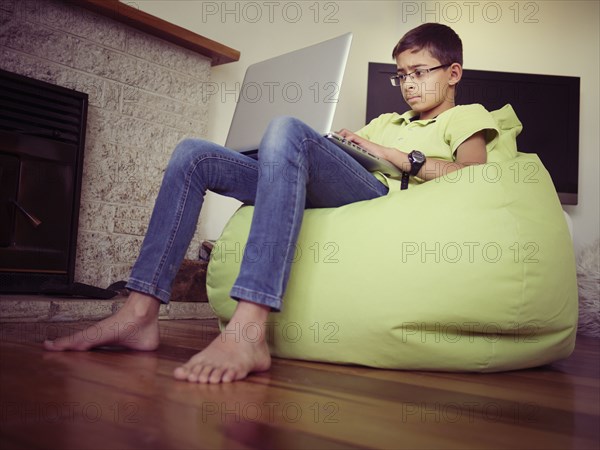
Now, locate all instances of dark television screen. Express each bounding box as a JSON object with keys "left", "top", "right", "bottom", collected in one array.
[{"left": 366, "top": 63, "right": 580, "bottom": 204}]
